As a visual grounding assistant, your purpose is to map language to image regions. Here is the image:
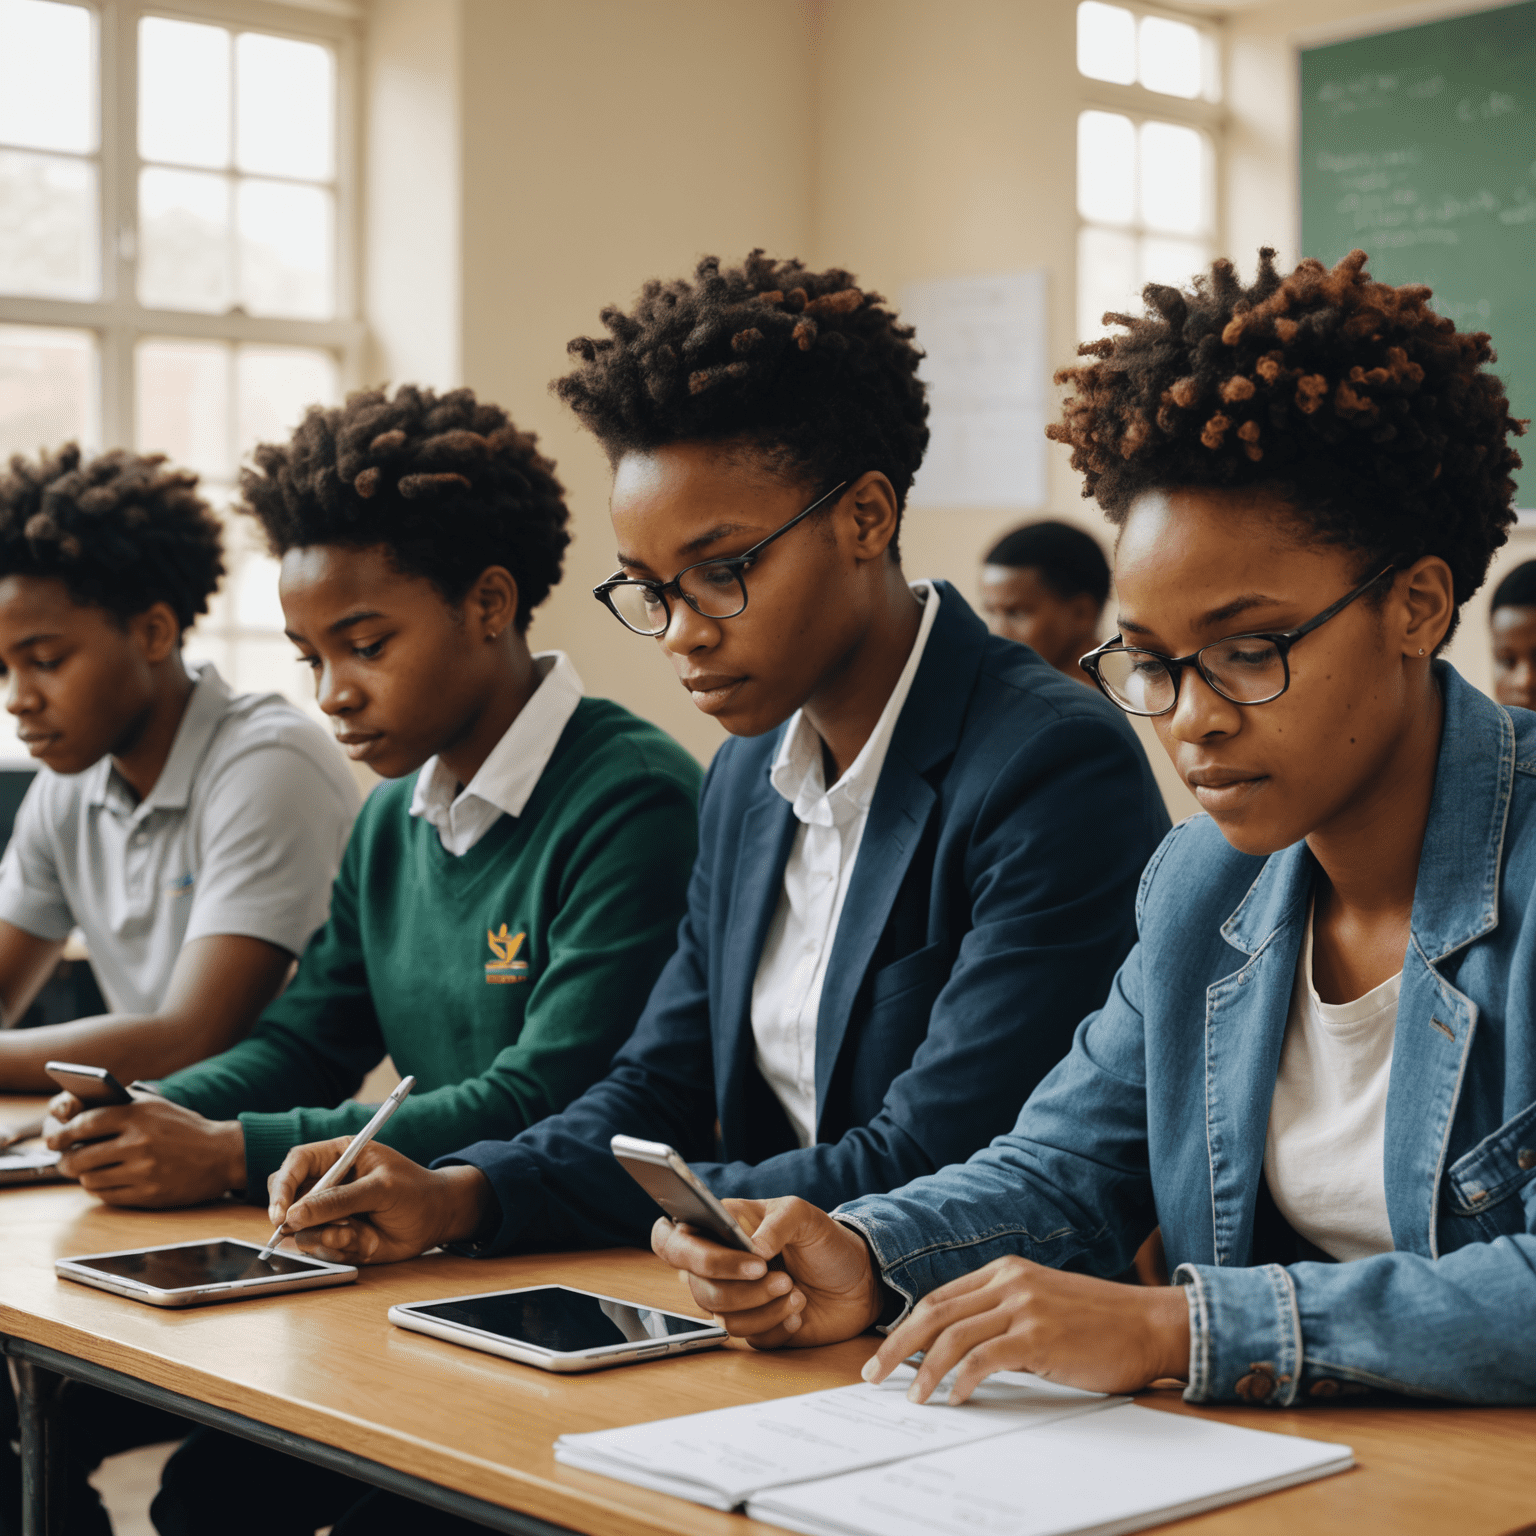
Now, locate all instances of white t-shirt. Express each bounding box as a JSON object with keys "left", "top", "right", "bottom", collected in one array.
[
  {"left": 750, "top": 582, "right": 940, "bottom": 1148},
  {"left": 1263, "top": 904, "right": 1400, "bottom": 1262},
  {"left": 0, "top": 663, "right": 359, "bottom": 1016}
]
